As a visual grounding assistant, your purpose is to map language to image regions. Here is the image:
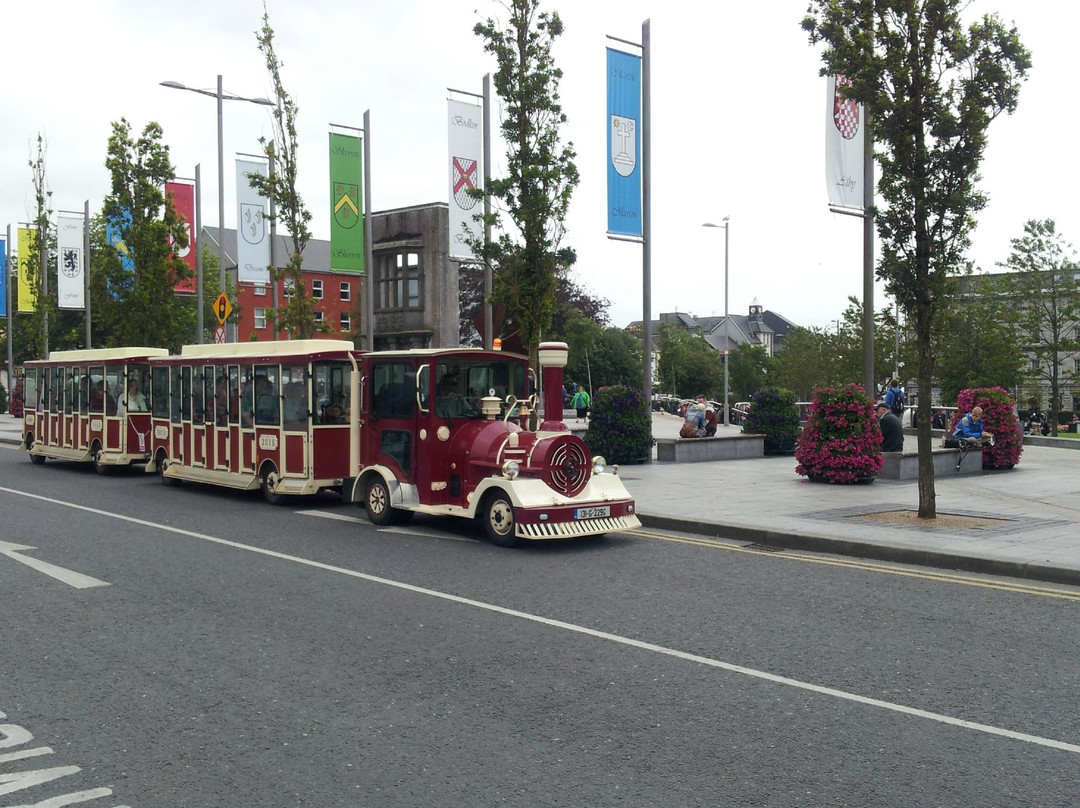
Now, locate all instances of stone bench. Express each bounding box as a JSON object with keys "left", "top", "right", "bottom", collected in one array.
[
  {"left": 655, "top": 434, "right": 765, "bottom": 463},
  {"left": 878, "top": 446, "right": 984, "bottom": 481}
]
